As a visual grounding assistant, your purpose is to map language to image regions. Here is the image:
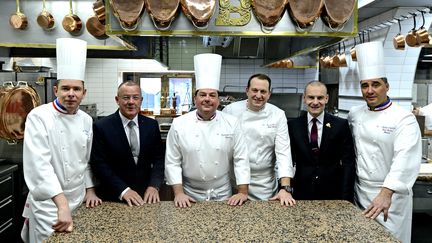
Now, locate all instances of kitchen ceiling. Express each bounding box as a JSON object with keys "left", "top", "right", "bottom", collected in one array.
[{"left": 359, "top": 0, "right": 432, "bottom": 22}]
